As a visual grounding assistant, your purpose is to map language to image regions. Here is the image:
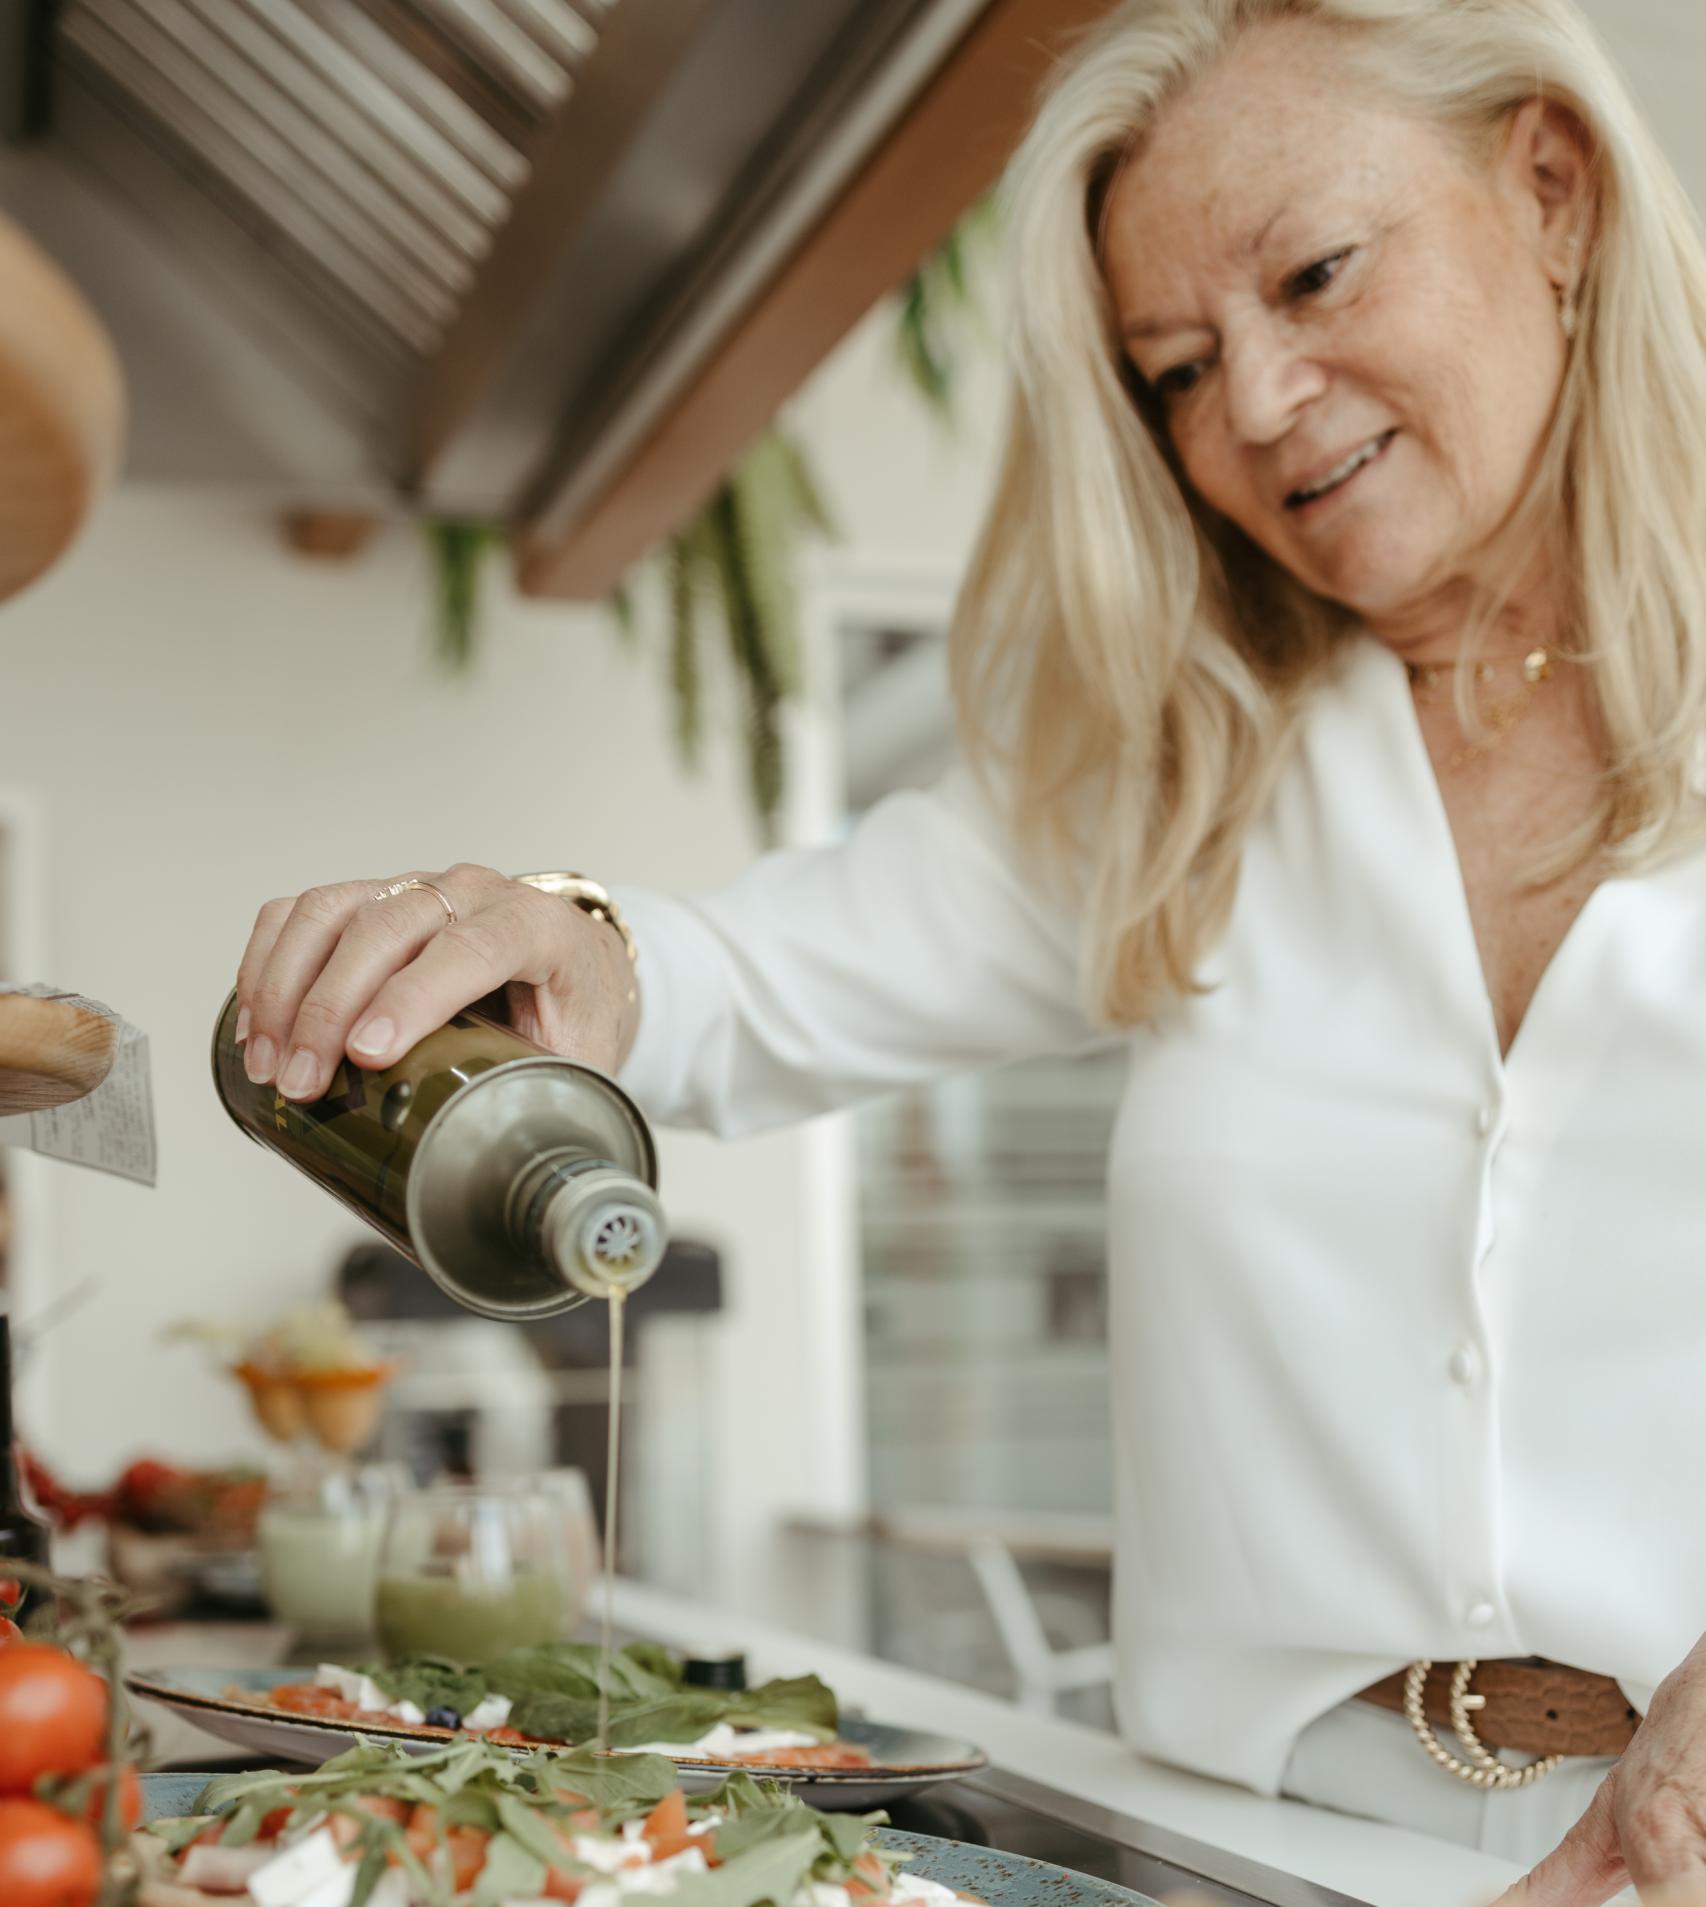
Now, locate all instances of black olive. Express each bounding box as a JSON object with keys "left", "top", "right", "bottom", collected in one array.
[
  {"left": 425, "top": 1706, "right": 462, "bottom": 1730},
  {"left": 682, "top": 1650, "right": 747, "bottom": 1691}
]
